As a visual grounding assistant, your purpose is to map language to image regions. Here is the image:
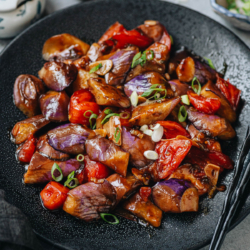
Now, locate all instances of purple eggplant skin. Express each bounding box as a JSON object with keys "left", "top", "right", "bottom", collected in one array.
[
  {"left": 121, "top": 127, "right": 156, "bottom": 168},
  {"left": 47, "top": 123, "right": 95, "bottom": 155},
  {"left": 152, "top": 178, "right": 199, "bottom": 213},
  {"left": 14, "top": 74, "right": 46, "bottom": 117},
  {"left": 63, "top": 180, "right": 117, "bottom": 222},
  {"left": 40, "top": 90, "right": 70, "bottom": 122},
  {"left": 105, "top": 47, "right": 138, "bottom": 86},
  {"left": 168, "top": 79, "right": 190, "bottom": 96},
  {"left": 187, "top": 107, "right": 236, "bottom": 140},
  {"left": 24, "top": 152, "right": 82, "bottom": 184},
  {"left": 38, "top": 61, "right": 78, "bottom": 91}
]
